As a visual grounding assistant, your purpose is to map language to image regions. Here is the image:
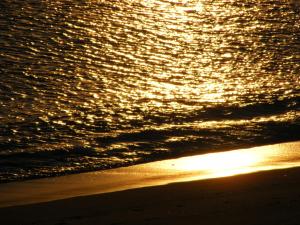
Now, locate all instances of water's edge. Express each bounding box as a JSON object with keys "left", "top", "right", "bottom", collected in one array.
[{"left": 0, "top": 141, "right": 300, "bottom": 208}]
